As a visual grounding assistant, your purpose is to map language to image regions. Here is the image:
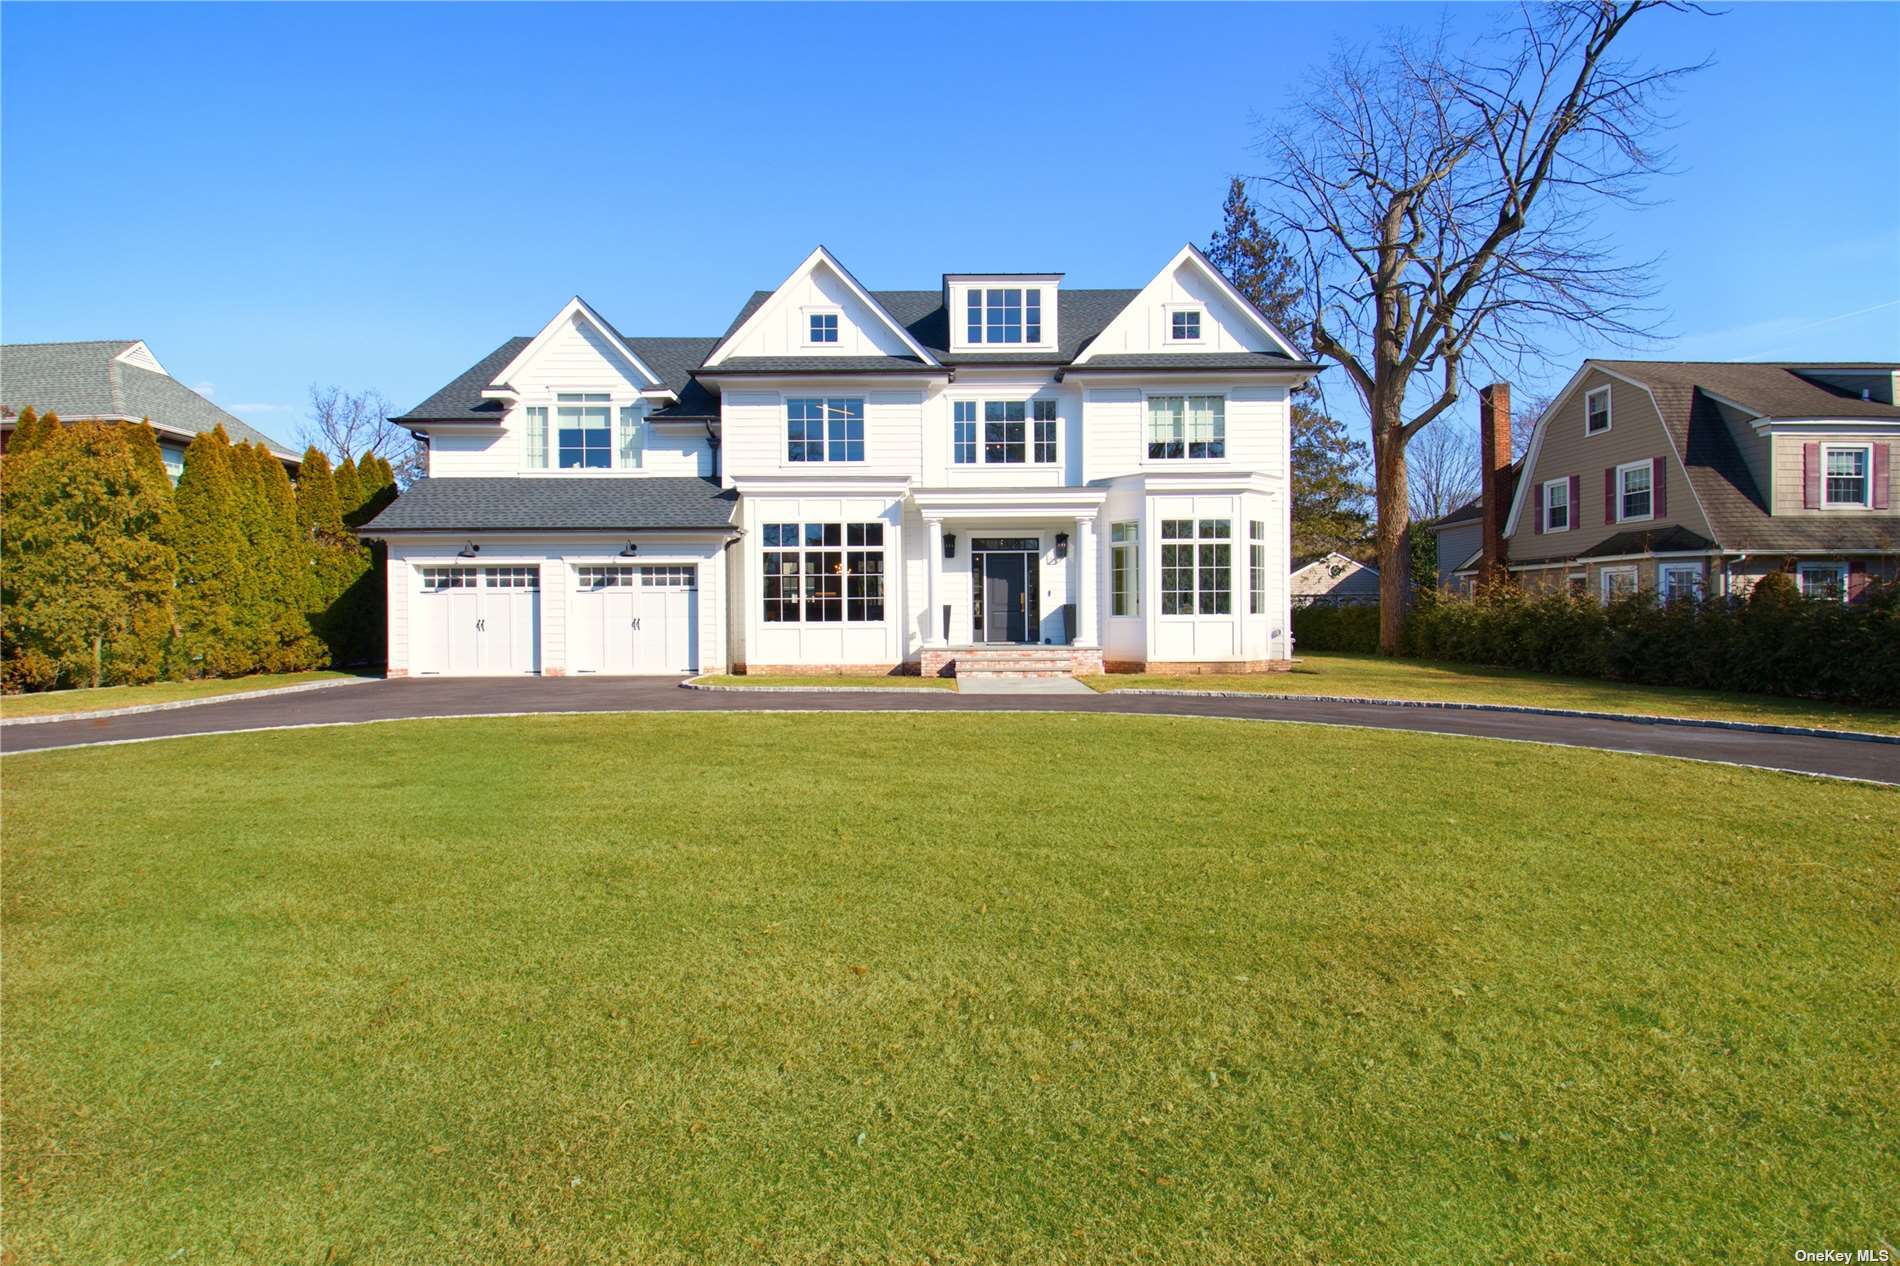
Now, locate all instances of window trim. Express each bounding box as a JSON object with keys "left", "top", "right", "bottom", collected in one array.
[
  {"left": 1819, "top": 442, "right": 1874, "bottom": 509},
  {"left": 761, "top": 520, "right": 888, "bottom": 624},
  {"left": 784, "top": 397, "right": 866, "bottom": 465},
  {"left": 1541, "top": 477, "right": 1571, "bottom": 532},
  {"left": 1615, "top": 459, "right": 1654, "bottom": 524},
  {"left": 1797, "top": 561, "right": 1849, "bottom": 603},
  {"left": 1158, "top": 517, "right": 1234, "bottom": 618},
  {"left": 948, "top": 398, "right": 1061, "bottom": 466},
  {"left": 802, "top": 307, "right": 842, "bottom": 348},
  {"left": 554, "top": 392, "right": 614, "bottom": 470},
  {"left": 964, "top": 286, "right": 1044, "bottom": 346},
  {"left": 1585, "top": 385, "right": 1612, "bottom": 436},
  {"left": 1656, "top": 561, "right": 1702, "bottom": 605},
  {"left": 1109, "top": 521, "right": 1140, "bottom": 618},
  {"left": 1165, "top": 304, "right": 1207, "bottom": 345},
  {"left": 1142, "top": 392, "right": 1229, "bottom": 463},
  {"left": 1599, "top": 565, "right": 1639, "bottom": 604}
]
